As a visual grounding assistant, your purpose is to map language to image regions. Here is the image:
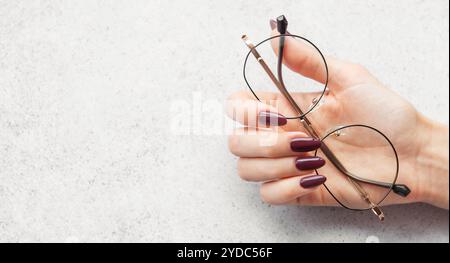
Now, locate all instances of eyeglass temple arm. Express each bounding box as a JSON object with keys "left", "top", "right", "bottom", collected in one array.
[
  {"left": 241, "top": 34, "right": 410, "bottom": 198},
  {"left": 275, "top": 19, "right": 384, "bottom": 220},
  {"left": 321, "top": 143, "right": 410, "bottom": 196}
]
